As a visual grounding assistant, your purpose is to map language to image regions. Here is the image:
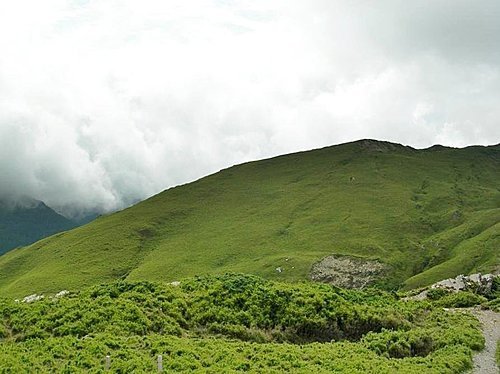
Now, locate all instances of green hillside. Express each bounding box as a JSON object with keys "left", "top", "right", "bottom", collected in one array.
[{"left": 0, "top": 139, "right": 498, "bottom": 297}]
